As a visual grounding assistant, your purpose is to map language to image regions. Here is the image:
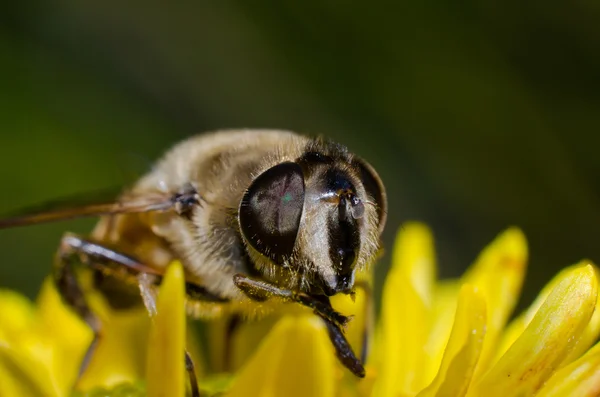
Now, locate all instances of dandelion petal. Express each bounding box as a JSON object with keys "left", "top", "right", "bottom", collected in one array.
[
  {"left": 563, "top": 261, "right": 600, "bottom": 364},
  {"left": 536, "top": 341, "right": 600, "bottom": 397},
  {"left": 0, "top": 339, "right": 59, "bottom": 396},
  {"left": 470, "top": 264, "right": 598, "bottom": 396},
  {"left": 78, "top": 308, "right": 150, "bottom": 390},
  {"left": 494, "top": 261, "right": 600, "bottom": 368},
  {"left": 228, "top": 315, "right": 334, "bottom": 397},
  {"left": 0, "top": 289, "right": 36, "bottom": 335},
  {"left": 372, "top": 222, "right": 436, "bottom": 397},
  {"left": 0, "top": 289, "right": 56, "bottom": 395},
  {"left": 417, "top": 284, "right": 486, "bottom": 397},
  {"left": 494, "top": 261, "right": 591, "bottom": 366},
  {"left": 146, "top": 262, "right": 186, "bottom": 397},
  {"left": 421, "top": 280, "right": 461, "bottom": 386},
  {"left": 36, "top": 279, "right": 94, "bottom": 392},
  {"left": 462, "top": 227, "right": 527, "bottom": 378}
]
